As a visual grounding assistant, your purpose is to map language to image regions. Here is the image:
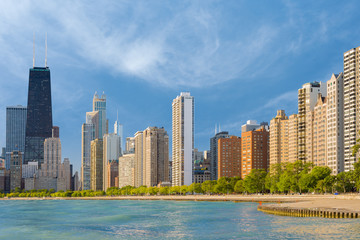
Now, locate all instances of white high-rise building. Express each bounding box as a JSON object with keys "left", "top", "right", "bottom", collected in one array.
[
  {"left": 326, "top": 73, "right": 344, "bottom": 174},
  {"left": 172, "top": 92, "right": 194, "bottom": 186},
  {"left": 103, "top": 133, "right": 121, "bottom": 191},
  {"left": 134, "top": 131, "right": 143, "bottom": 187}
]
